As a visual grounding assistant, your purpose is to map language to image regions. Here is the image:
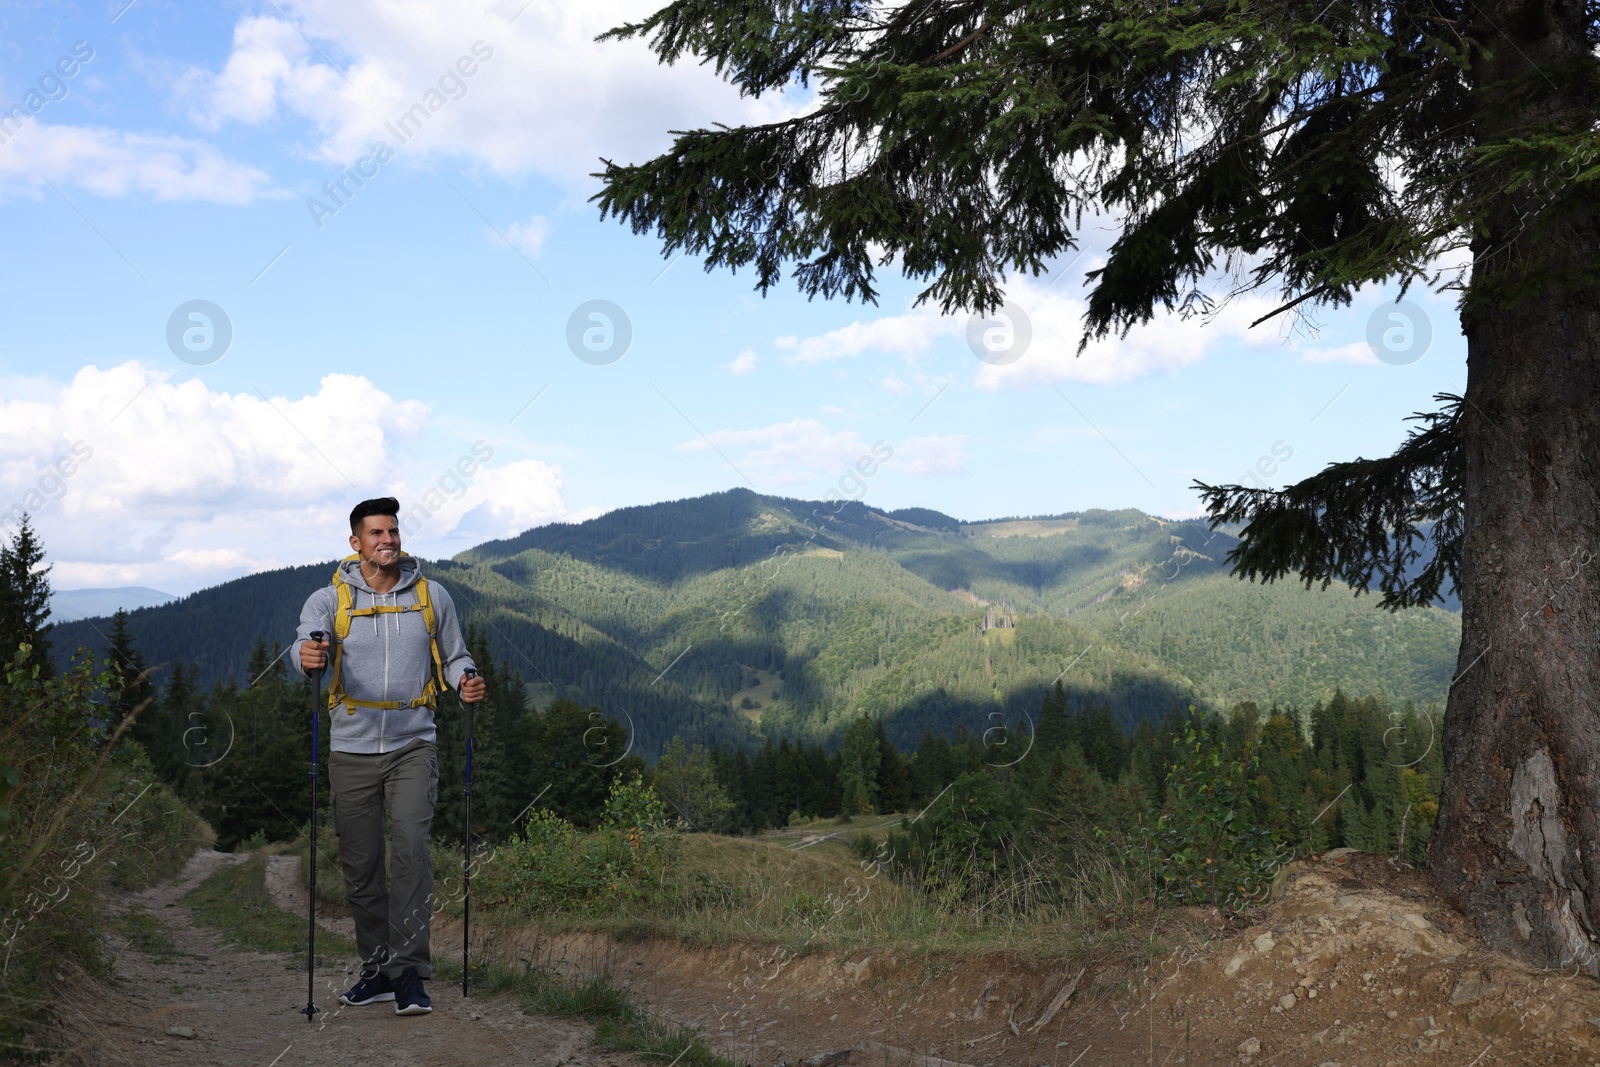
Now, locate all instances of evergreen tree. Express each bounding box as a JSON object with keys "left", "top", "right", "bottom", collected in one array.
[
  {"left": 726, "top": 744, "right": 754, "bottom": 832},
  {"left": 596, "top": 0, "right": 1600, "bottom": 970},
  {"left": 0, "top": 518, "right": 52, "bottom": 673},
  {"left": 838, "top": 715, "right": 880, "bottom": 815},
  {"left": 804, "top": 741, "right": 840, "bottom": 818},
  {"left": 1076, "top": 702, "right": 1129, "bottom": 783},
  {"left": 106, "top": 608, "right": 158, "bottom": 735},
  {"left": 1033, "top": 682, "right": 1072, "bottom": 755},
  {"left": 197, "top": 664, "right": 310, "bottom": 848},
  {"left": 775, "top": 738, "right": 809, "bottom": 820},
  {"left": 874, "top": 719, "right": 915, "bottom": 814},
  {"left": 533, "top": 697, "right": 642, "bottom": 829},
  {"left": 747, "top": 739, "right": 778, "bottom": 830}
]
